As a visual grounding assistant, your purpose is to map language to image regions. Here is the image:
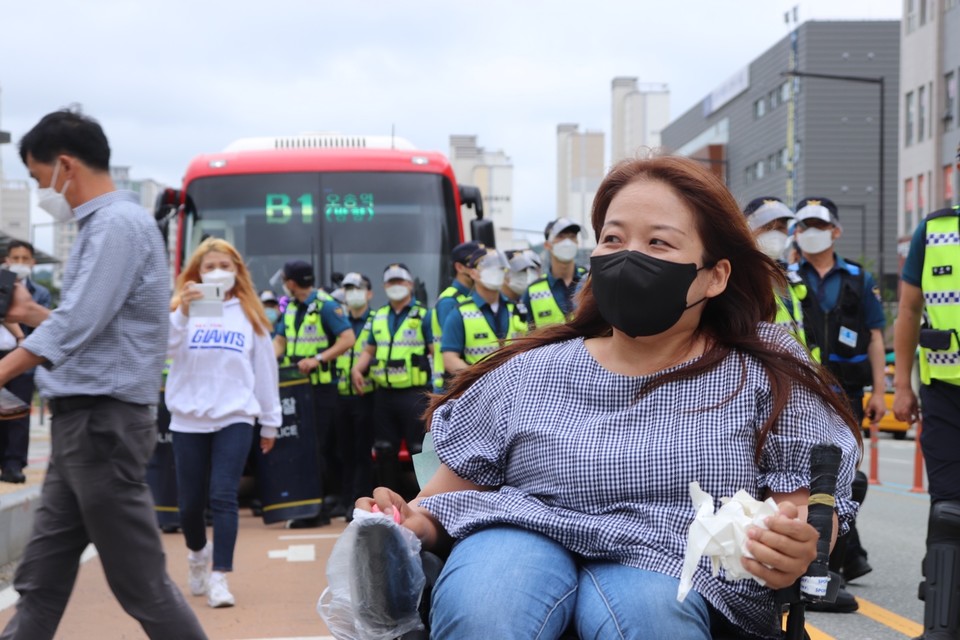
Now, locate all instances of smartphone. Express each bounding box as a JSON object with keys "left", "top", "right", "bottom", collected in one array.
[{"left": 191, "top": 283, "right": 224, "bottom": 317}]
